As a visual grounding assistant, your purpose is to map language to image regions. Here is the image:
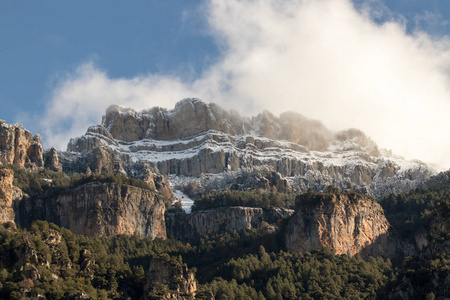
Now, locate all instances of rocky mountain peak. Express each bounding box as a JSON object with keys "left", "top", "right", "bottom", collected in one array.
[
  {"left": 98, "top": 98, "right": 338, "bottom": 145},
  {"left": 64, "top": 98, "right": 435, "bottom": 199}
]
